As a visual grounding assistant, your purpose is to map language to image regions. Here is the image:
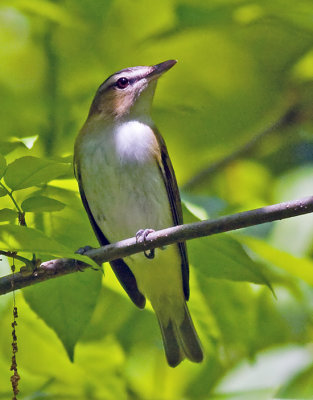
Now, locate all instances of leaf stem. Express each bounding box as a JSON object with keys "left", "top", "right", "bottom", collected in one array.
[
  {"left": 0, "top": 251, "right": 33, "bottom": 268},
  {"left": 0, "top": 182, "right": 24, "bottom": 217}
]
